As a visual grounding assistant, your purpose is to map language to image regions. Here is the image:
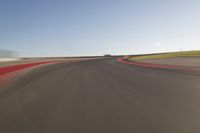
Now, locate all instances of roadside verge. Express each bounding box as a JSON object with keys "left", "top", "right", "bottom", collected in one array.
[
  {"left": 0, "top": 61, "right": 59, "bottom": 76},
  {"left": 0, "top": 61, "right": 61, "bottom": 86},
  {"left": 118, "top": 58, "right": 200, "bottom": 73}
]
